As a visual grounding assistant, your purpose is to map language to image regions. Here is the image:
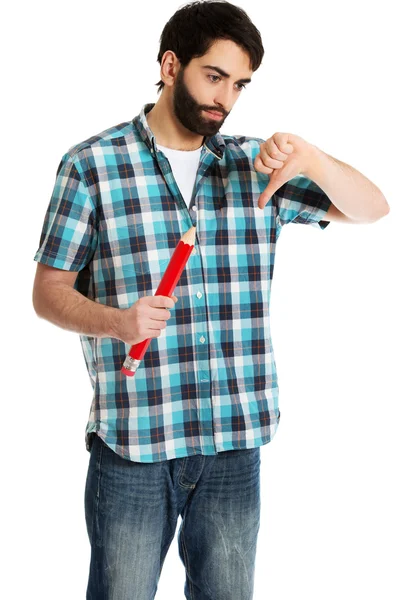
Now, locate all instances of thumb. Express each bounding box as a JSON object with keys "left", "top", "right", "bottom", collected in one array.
[
  {"left": 258, "top": 168, "right": 289, "bottom": 209},
  {"left": 258, "top": 186, "right": 274, "bottom": 210}
]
